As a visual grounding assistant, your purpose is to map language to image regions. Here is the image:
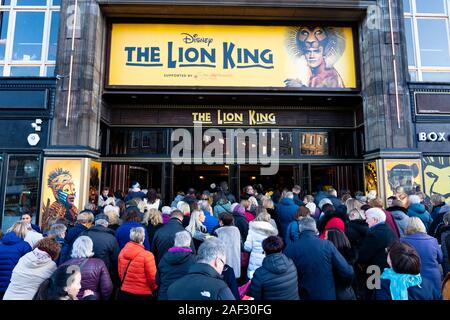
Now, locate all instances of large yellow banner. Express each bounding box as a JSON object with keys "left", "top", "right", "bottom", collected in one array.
[{"left": 108, "top": 24, "right": 357, "bottom": 89}]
